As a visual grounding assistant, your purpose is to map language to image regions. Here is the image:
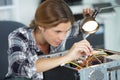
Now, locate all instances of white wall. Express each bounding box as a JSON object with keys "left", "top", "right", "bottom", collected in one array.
[
  {"left": 103, "top": 1, "right": 120, "bottom": 51},
  {"left": 13, "top": 0, "right": 39, "bottom": 26},
  {"left": 104, "top": 7, "right": 120, "bottom": 51}
]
